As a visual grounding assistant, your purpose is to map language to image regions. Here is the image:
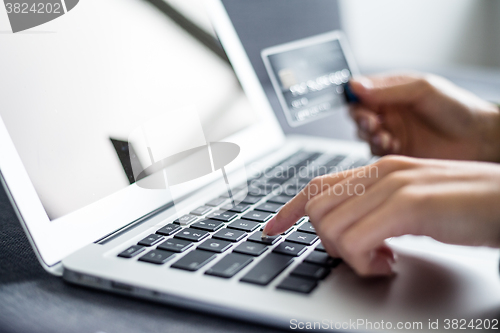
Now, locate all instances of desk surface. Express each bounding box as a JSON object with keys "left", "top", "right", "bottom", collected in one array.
[{"left": 1, "top": 67, "right": 500, "bottom": 333}]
